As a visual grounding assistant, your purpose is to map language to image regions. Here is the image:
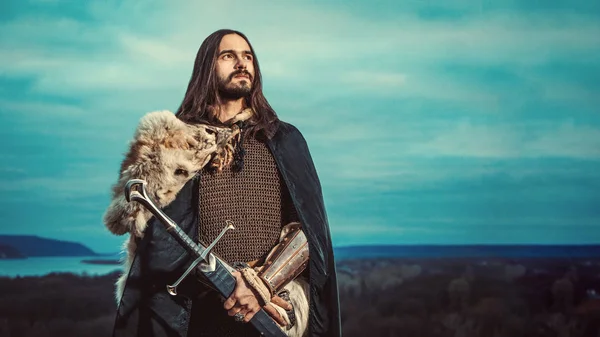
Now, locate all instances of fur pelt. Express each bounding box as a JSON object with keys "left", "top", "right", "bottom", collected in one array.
[
  {"left": 104, "top": 110, "right": 239, "bottom": 237},
  {"left": 103, "top": 110, "right": 238, "bottom": 302}
]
